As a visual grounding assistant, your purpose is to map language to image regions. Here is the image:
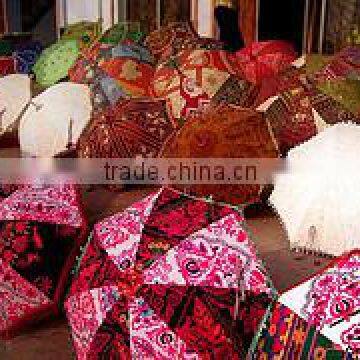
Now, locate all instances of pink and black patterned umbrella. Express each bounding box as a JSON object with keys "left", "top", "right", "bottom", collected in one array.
[
  {"left": 65, "top": 187, "right": 275, "bottom": 359},
  {"left": 0, "top": 184, "right": 87, "bottom": 338}
]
